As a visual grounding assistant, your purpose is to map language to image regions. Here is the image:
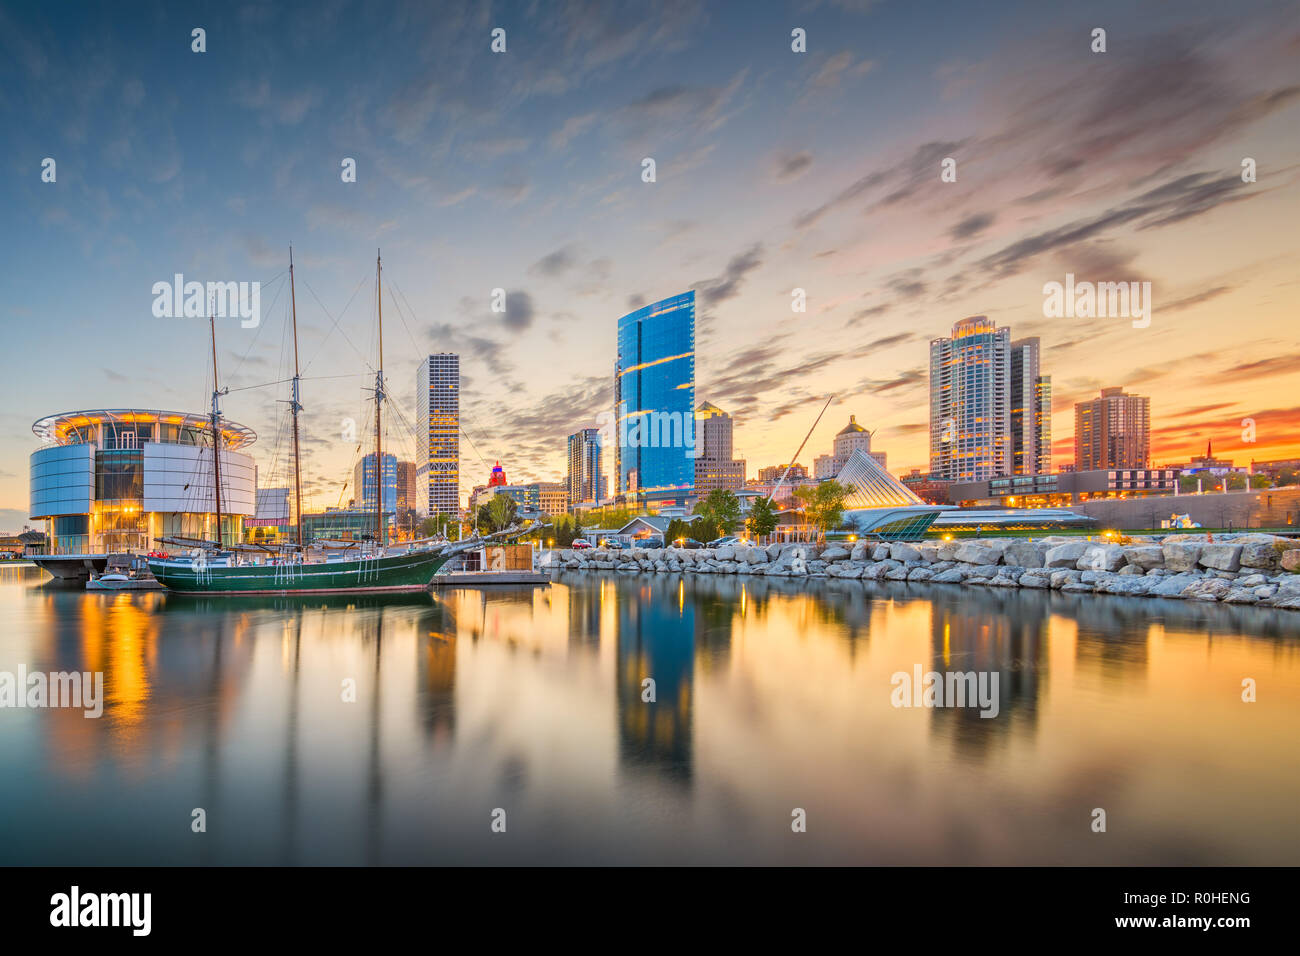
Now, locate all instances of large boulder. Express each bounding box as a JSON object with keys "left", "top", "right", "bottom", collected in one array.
[
  {"left": 1281, "top": 549, "right": 1300, "bottom": 573},
  {"left": 889, "top": 542, "right": 922, "bottom": 563},
  {"left": 1239, "top": 541, "right": 1278, "bottom": 569},
  {"left": 1198, "top": 543, "right": 1242, "bottom": 572},
  {"left": 919, "top": 544, "right": 941, "bottom": 563},
  {"left": 954, "top": 541, "right": 1000, "bottom": 565},
  {"left": 850, "top": 543, "right": 870, "bottom": 562},
  {"left": 1122, "top": 545, "right": 1165, "bottom": 570},
  {"left": 1077, "top": 544, "right": 1126, "bottom": 572},
  {"left": 1003, "top": 541, "right": 1044, "bottom": 568},
  {"left": 936, "top": 540, "right": 961, "bottom": 562},
  {"left": 1162, "top": 542, "right": 1201, "bottom": 572},
  {"left": 1045, "top": 541, "right": 1089, "bottom": 568},
  {"left": 1184, "top": 577, "right": 1232, "bottom": 601},
  {"left": 871, "top": 544, "right": 892, "bottom": 561},
  {"left": 714, "top": 544, "right": 736, "bottom": 562},
  {"left": 819, "top": 546, "right": 850, "bottom": 562},
  {"left": 931, "top": 567, "right": 966, "bottom": 583}
]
